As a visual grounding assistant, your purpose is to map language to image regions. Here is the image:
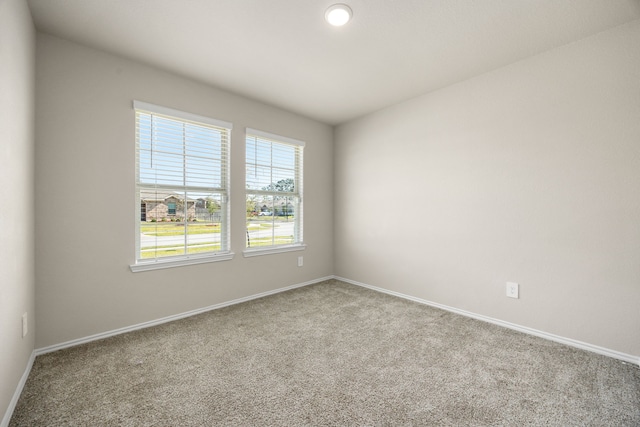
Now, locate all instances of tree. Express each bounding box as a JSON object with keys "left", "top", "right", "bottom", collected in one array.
[
  {"left": 281, "top": 202, "right": 293, "bottom": 218},
  {"left": 262, "top": 179, "right": 295, "bottom": 221},
  {"left": 246, "top": 196, "right": 257, "bottom": 217},
  {"left": 262, "top": 178, "right": 294, "bottom": 193},
  {"left": 206, "top": 197, "right": 219, "bottom": 221}
]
